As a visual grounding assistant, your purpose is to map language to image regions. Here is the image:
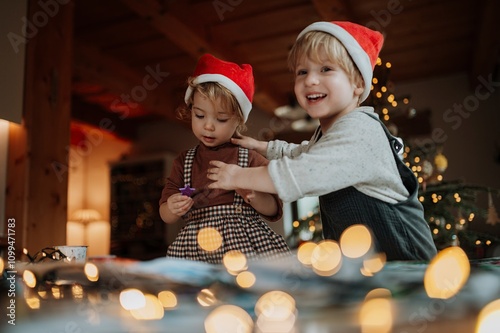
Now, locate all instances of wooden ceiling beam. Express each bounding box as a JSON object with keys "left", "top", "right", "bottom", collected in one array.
[
  {"left": 310, "top": 0, "right": 354, "bottom": 21},
  {"left": 121, "top": 0, "right": 283, "bottom": 114},
  {"left": 73, "top": 41, "right": 178, "bottom": 121},
  {"left": 470, "top": 0, "right": 500, "bottom": 88},
  {"left": 71, "top": 95, "right": 164, "bottom": 141}
]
